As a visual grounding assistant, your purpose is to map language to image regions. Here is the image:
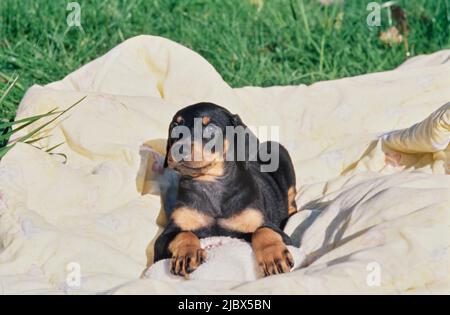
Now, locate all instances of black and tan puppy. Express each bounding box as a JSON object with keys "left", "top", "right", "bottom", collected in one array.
[{"left": 154, "top": 102, "right": 297, "bottom": 277}]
